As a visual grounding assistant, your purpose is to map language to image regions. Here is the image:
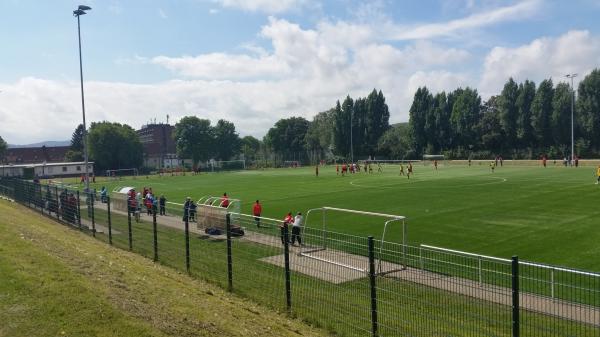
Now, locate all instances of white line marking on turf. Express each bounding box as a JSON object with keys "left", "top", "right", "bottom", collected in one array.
[{"left": 349, "top": 175, "right": 507, "bottom": 189}]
